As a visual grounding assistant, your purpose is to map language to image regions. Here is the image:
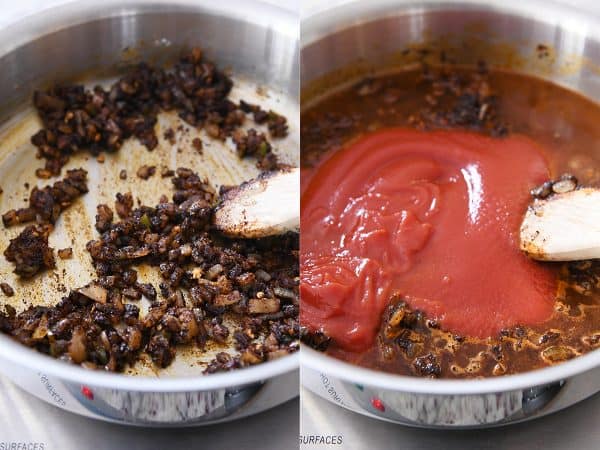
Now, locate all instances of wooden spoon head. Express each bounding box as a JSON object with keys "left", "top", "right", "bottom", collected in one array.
[
  {"left": 520, "top": 188, "right": 600, "bottom": 261},
  {"left": 213, "top": 168, "right": 299, "bottom": 238}
]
